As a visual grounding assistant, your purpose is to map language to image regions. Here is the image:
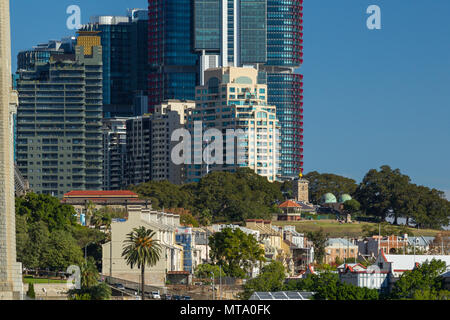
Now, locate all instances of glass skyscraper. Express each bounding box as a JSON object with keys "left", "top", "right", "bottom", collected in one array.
[
  {"left": 192, "top": 0, "right": 303, "bottom": 179},
  {"left": 81, "top": 9, "right": 149, "bottom": 117},
  {"left": 148, "top": 0, "right": 199, "bottom": 111},
  {"left": 265, "top": 0, "right": 304, "bottom": 178},
  {"left": 148, "top": 0, "right": 303, "bottom": 179}
]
